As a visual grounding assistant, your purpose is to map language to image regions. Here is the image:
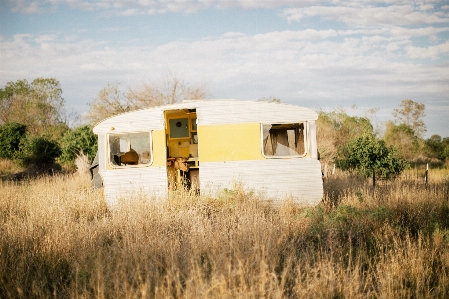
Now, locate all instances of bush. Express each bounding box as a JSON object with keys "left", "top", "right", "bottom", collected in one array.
[
  {"left": 59, "top": 125, "right": 97, "bottom": 166},
  {"left": 336, "top": 133, "right": 408, "bottom": 186},
  {"left": 0, "top": 122, "right": 27, "bottom": 160},
  {"left": 16, "top": 136, "right": 61, "bottom": 167}
]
